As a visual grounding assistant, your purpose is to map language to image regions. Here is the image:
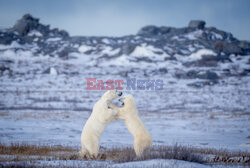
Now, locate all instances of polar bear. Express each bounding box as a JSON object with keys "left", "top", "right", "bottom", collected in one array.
[
  {"left": 79, "top": 90, "right": 122, "bottom": 158},
  {"left": 109, "top": 94, "right": 152, "bottom": 157}
]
